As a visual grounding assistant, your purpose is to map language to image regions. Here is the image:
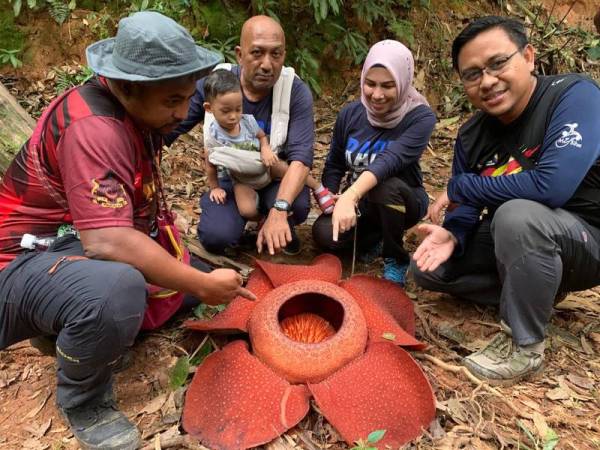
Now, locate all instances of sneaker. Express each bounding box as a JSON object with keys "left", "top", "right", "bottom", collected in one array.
[
  {"left": 59, "top": 397, "right": 140, "bottom": 450},
  {"left": 462, "top": 330, "right": 545, "bottom": 386},
  {"left": 283, "top": 228, "right": 301, "bottom": 256},
  {"left": 383, "top": 258, "right": 409, "bottom": 286},
  {"left": 358, "top": 240, "right": 383, "bottom": 264}
]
